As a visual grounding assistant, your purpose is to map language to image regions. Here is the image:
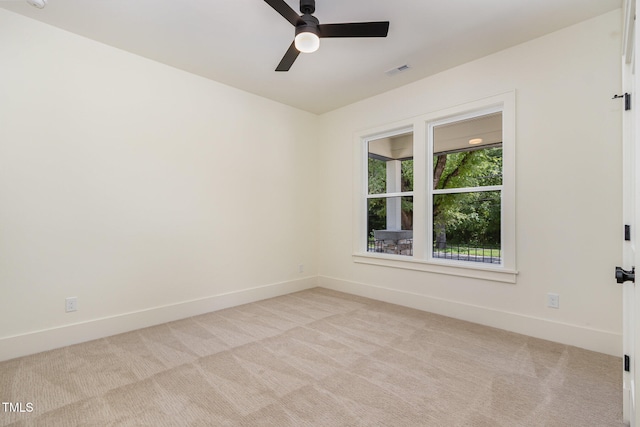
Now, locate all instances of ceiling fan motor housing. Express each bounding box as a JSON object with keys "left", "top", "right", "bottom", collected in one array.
[
  {"left": 300, "top": 0, "right": 315, "bottom": 14},
  {"left": 296, "top": 14, "right": 319, "bottom": 36}
]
